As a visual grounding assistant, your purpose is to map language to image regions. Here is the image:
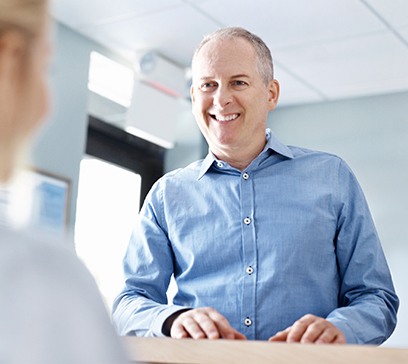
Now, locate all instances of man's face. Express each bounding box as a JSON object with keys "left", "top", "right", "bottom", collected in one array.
[{"left": 190, "top": 37, "right": 279, "bottom": 159}]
